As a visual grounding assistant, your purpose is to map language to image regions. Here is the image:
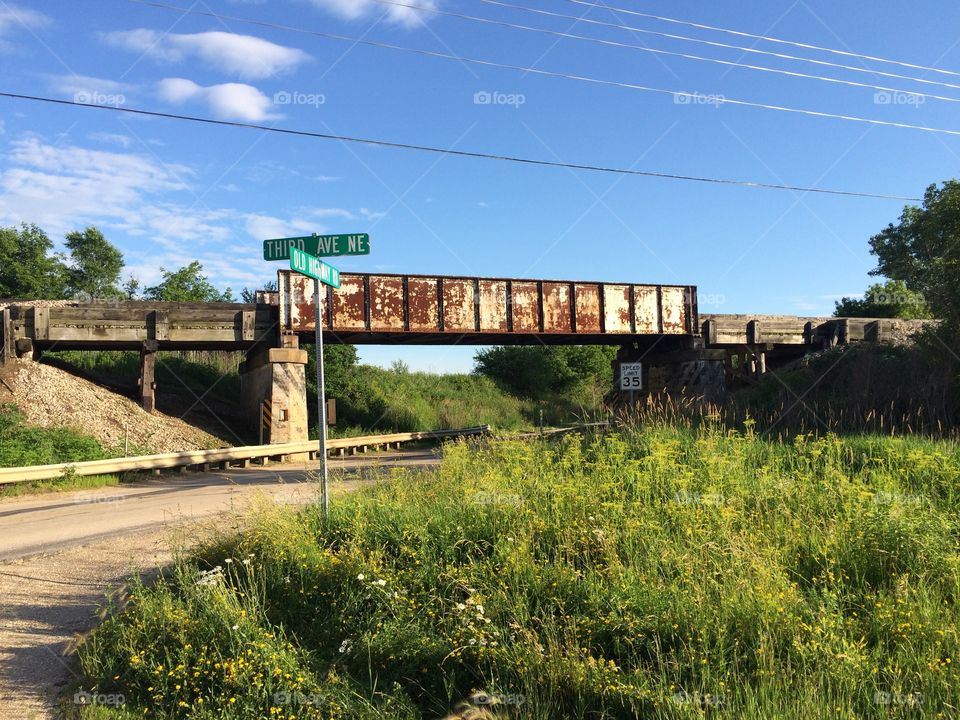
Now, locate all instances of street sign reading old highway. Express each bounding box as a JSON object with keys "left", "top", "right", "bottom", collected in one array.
[
  {"left": 263, "top": 233, "right": 370, "bottom": 261},
  {"left": 290, "top": 247, "right": 341, "bottom": 288}
]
